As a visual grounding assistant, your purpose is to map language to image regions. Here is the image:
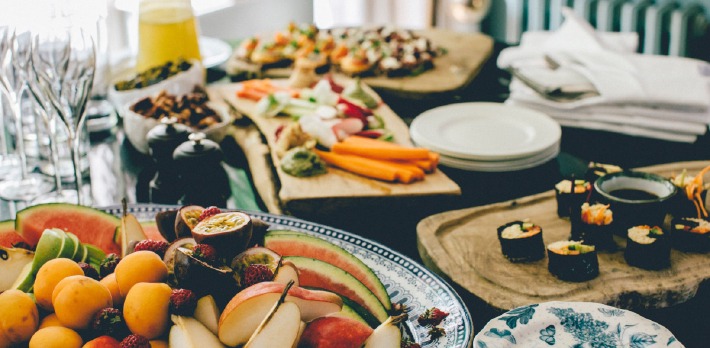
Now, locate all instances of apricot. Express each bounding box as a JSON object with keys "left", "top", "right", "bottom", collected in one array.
[
  {"left": 0, "top": 289, "right": 39, "bottom": 345},
  {"left": 29, "top": 326, "right": 82, "bottom": 348},
  {"left": 99, "top": 273, "right": 124, "bottom": 307},
  {"left": 123, "top": 282, "right": 172, "bottom": 339},
  {"left": 150, "top": 340, "right": 169, "bottom": 348},
  {"left": 82, "top": 335, "right": 120, "bottom": 348},
  {"left": 38, "top": 313, "right": 62, "bottom": 329},
  {"left": 114, "top": 251, "right": 168, "bottom": 297},
  {"left": 52, "top": 275, "right": 112, "bottom": 330},
  {"left": 34, "top": 258, "right": 84, "bottom": 311}
]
